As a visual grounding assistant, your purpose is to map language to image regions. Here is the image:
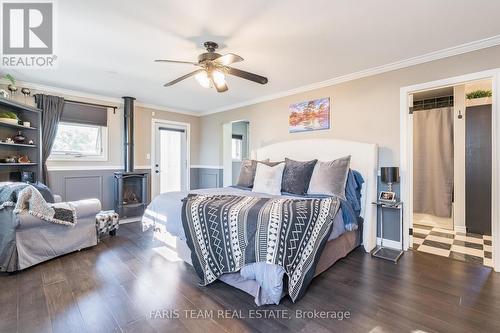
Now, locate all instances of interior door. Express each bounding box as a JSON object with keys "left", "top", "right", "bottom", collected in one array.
[
  {"left": 465, "top": 104, "right": 492, "bottom": 235},
  {"left": 153, "top": 123, "right": 188, "bottom": 196}
]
